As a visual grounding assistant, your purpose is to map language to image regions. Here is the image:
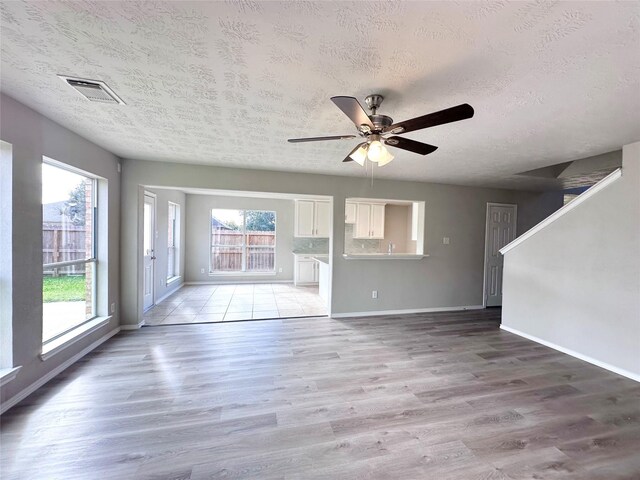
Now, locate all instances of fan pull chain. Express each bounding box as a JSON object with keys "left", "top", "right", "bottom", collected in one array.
[{"left": 371, "top": 160, "right": 374, "bottom": 188}]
